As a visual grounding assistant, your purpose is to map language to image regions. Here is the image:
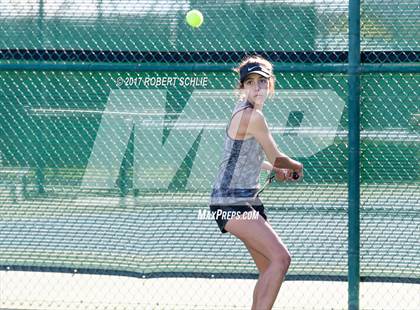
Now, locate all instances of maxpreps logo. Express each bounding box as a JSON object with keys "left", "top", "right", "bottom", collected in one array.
[{"left": 197, "top": 209, "right": 259, "bottom": 221}]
